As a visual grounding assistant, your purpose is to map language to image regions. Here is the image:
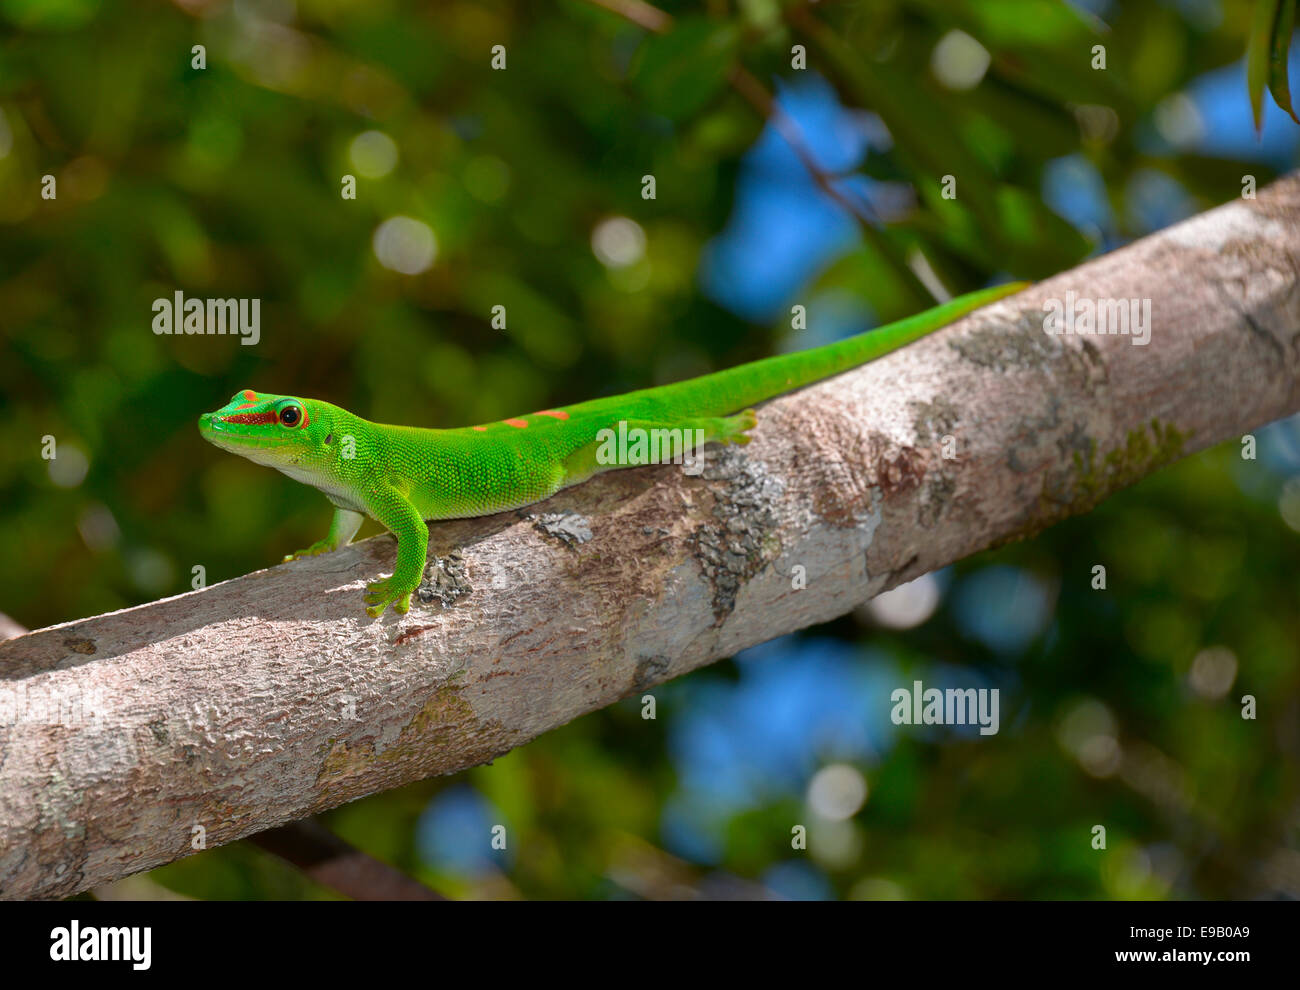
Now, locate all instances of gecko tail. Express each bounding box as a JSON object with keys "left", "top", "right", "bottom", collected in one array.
[{"left": 686, "top": 280, "right": 1032, "bottom": 416}]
